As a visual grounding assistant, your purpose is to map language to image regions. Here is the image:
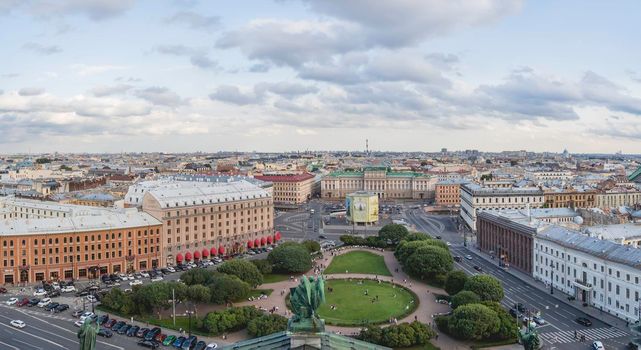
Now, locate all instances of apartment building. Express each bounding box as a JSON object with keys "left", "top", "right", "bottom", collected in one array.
[
  {"left": 595, "top": 189, "right": 641, "bottom": 208},
  {"left": 460, "top": 183, "right": 544, "bottom": 231},
  {"left": 141, "top": 180, "right": 274, "bottom": 267},
  {"left": 253, "top": 172, "right": 315, "bottom": 207},
  {"left": 543, "top": 190, "right": 596, "bottom": 208},
  {"left": 321, "top": 167, "right": 437, "bottom": 200},
  {"left": 0, "top": 197, "right": 162, "bottom": 284},
  {"left": 435, "top": 179, "right": 469, "bottom": 206}
]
